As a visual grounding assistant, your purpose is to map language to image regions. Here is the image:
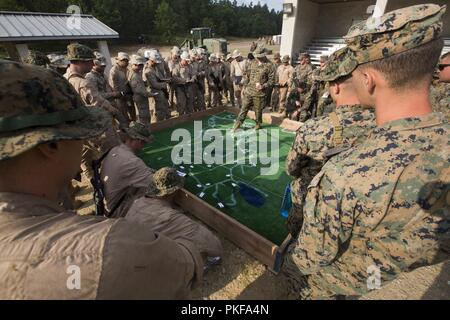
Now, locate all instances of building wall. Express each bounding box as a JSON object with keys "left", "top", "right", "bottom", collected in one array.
[
  {"left": 315, "top": 0, "right": 376, "bottom": 38},
  {"left": 281, "top": 0, "right": 319, "bottom": 57}
]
